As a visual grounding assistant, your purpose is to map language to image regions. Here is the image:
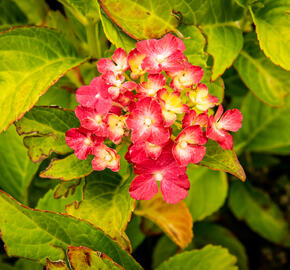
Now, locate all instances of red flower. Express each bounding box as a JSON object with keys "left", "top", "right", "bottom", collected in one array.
[
  {"left": 137, "top": 74, "right": 166, "bottom": 98},
  {"left": 65, "top": 127, "right": 101, "bottom": 160},
  {"left": 92, "top": 144, "right": 120, "bottom": 172},
  {"left": 126, "top": 97, "right": 170, "bottom": 145},
  {"left": 136, "top": 33, "right": 186, "bottom": 74},
  {"left": 168, "top": 62, "right": 204, "bottom": 90},
  {"left": 126, "top": 141, "right": 164, "bottom": 164},
  {"left": 206, "top": 105, "right": 243, "bottom": 149},
  {"left": 102, "top": 71, "right": 136, "bottom": 100},
  {"left": 76, "top": 77, "right": 112, "bottom": 114},
  {"left": 129, "top": 145, "right": 190, "bottom": 204},
  {"left": 75, "top": 106, "right": 107, "bottom": 137},
  {"left": 97, "top": 48, "right": 129, "bottom": 75},
  {"left": 182, "top": 110, "right": 208, "bottom": 129},
  {"left": 172, "top": 125, "right": 207, "bottom": 166}
]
